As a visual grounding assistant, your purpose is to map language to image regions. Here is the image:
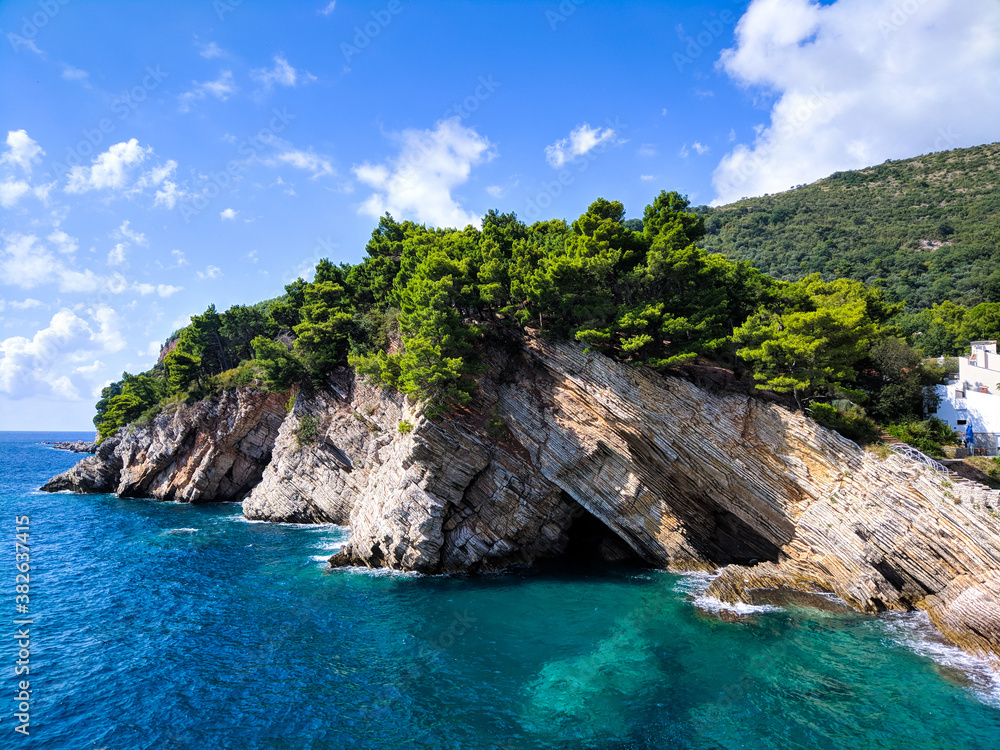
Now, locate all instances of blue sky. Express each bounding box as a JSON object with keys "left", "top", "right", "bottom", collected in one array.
[{"left": 2, "top": 0, "right": 999, "bottom": 430}]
